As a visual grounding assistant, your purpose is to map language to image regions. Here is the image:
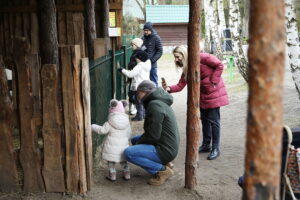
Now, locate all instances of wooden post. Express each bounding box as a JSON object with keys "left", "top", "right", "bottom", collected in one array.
[
  {"left": 185, "top": 0, "right": 201, "bottom": 190},
  {"left": 29, "top": 0, "right": 39, "bottom": 54},
  {"left": 60, "top": 46, "right": 79, "bottom": 193},
  {"left": 38, "top": 0, "right": 58, "bottom": 65},
  {"left": 243, "top": 0, "right": 286, "bottom": 199},
  {"left": 81, "top": 58, "right": 93, "bottom": 190},
  {"left": 41, "top": 64, "right": 65, "bottom": 192},
  {"left": 0, "top": 59, "right": 19, "bottom": 192},
  {"left": 13, "top": 37, "right": 44, "bottom": 192},
  {"left": 112, "top": 38, "right": 116, "bottom": 98},
  {"left": 83, "top": 0, "right": 96, "bottom": 60}
]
